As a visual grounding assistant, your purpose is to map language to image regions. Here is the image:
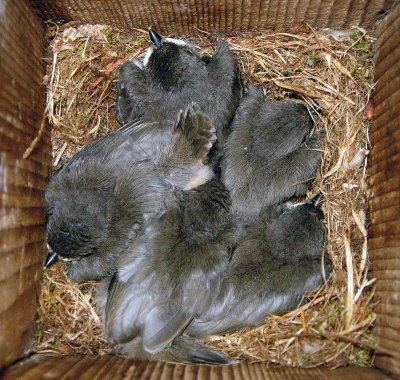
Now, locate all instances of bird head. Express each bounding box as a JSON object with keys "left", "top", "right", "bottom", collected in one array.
[
  {"left": 45, "top": 185, "right": 113, "bottom": 268},
  {"left": 144, "top": 29, "right": 205, "bottom": 90},
  {"left": 44, "top": 161, "right": 116, "bottom": 268}
]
